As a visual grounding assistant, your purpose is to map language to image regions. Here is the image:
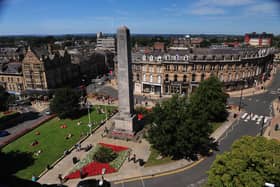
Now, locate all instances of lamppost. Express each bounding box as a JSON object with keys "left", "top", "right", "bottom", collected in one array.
[
  {"left": 87, "top": 103, "right": 92, "bottom": 136},
  {"left": 238, "top": 79, "right": 246, "bottom": 111}
]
